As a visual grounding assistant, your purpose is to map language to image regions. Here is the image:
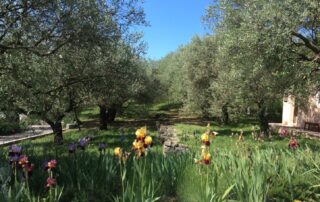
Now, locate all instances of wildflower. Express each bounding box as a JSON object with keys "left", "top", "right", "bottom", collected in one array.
[
  {"left": 78, "top": 138, "right": 88, "bottom": 150},
  {"left": 18, "top": 155, "right": 29, "bottom": 167},
  {"left": 201, "top": 133, "right": 210, "bottom": 146},
  {"left": 98, "top": 143, "right": 106, "bottom": 152},
  {"left": 132, "top": 139, "right": 143, "bottom": 149},
  {"left": 8, "top": 145, "right": 22, "bottom": 165},
  {"left": 114, "top": 147, "right": 122, "bottom": 157},
  {"left": 144, "top": 136, "right": 152, "bottom": 146},
  {"left": 68, "top": 143, "right": 77, "bottom": 153},
  {"left": 23, "top": 162, "right": 34, "bottom": 176},
  {"left": 46, "top": 177, "right": 56, "bottom": 187},
  {"left": 289, "top": 137, "right": 298, "bottom": 150},
  {"left": 278, "top": 127, "right": 288, "bottom": 137},
  {"left": 9, "top": 154, "right": 20, "bottom": 164},
  {"left": 9, "top": 145, "right": 22, "bottom": 156},
  {"left": 132, "top": 142, "right": 145, "bottom": 157},
  {"left": 195, "top": 126, "right": 214, "bottom": 165},
  {"left": 44, "top": 160, "right": 57, "bottom": 171},
  {"left": 202, "top": 152, "right": 211, "bottom": 165},
  {"left": 135, "top": 127, "right": 147, "bottom": 140},
  {"left": 25, "top": 163, "right": 34, "bottom": 173}
]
